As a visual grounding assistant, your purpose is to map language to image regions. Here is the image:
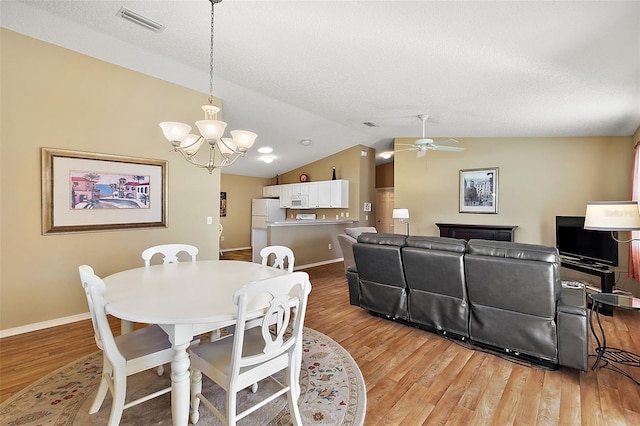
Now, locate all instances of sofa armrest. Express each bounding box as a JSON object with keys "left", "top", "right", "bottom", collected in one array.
[
  {"left": 346, "top": 265, "right": 360, "bottom": 306},
  {"left": 557, "top": 285, "right": 588, "bottom": 371}
]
